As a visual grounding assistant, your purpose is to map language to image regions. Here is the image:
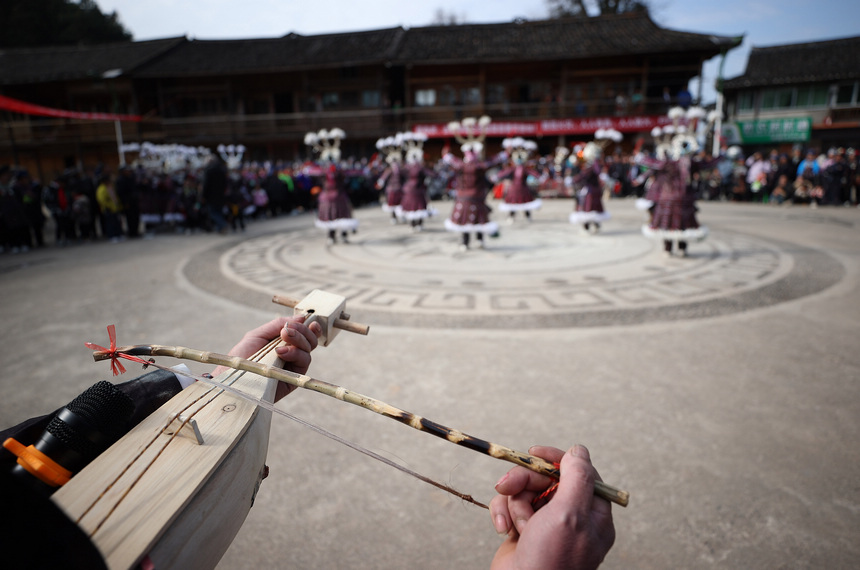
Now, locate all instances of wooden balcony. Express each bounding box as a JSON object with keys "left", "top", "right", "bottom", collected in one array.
[{"left": 0, "top": 97, "right": 677, "bottom": 153}]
